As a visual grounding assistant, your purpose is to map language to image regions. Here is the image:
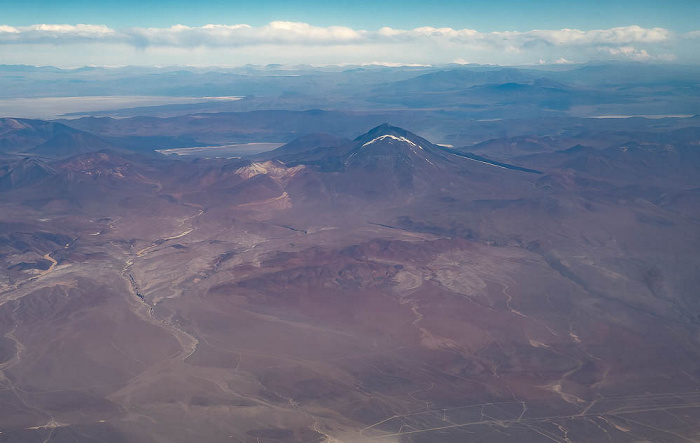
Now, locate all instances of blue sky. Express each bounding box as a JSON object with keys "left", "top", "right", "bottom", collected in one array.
[
  {"left": 0, "top": 0, "right": 698, "bottom": 66},
  {"left": 2, "top": 0, "right": 698, "bottom": 32}
]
